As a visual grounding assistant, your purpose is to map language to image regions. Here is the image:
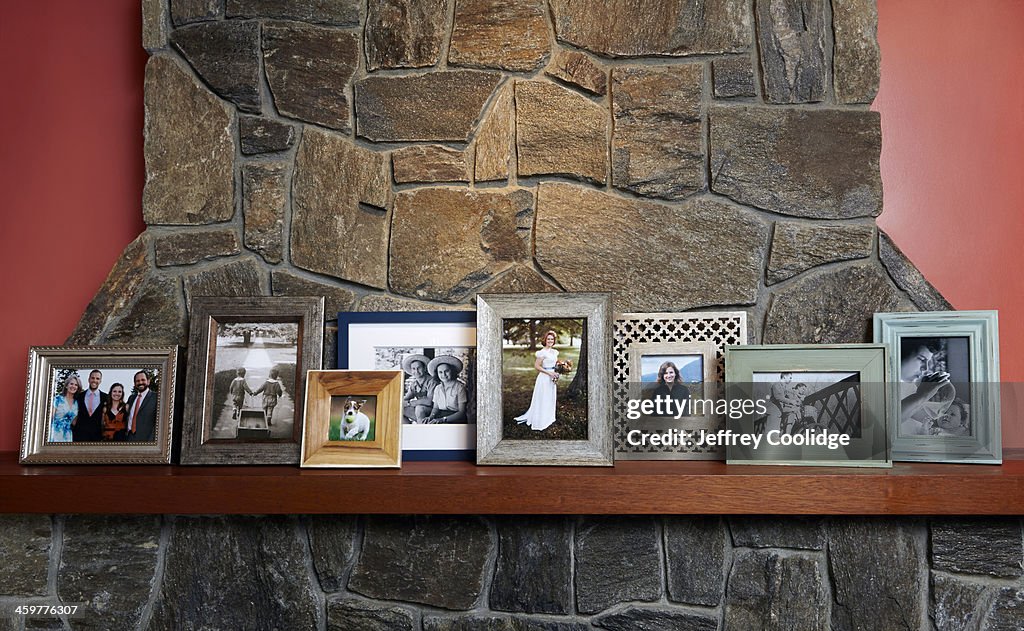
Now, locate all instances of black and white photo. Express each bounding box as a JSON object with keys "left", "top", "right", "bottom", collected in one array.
[
  {"left": 373, "top": 346, "right": 476, "bottom": 425},
  {"left": 898, "top": 337, "right": 971, "bottom": 437},
  {"left": 753, "top": 371, "right": 861, "bottom": 438}
]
